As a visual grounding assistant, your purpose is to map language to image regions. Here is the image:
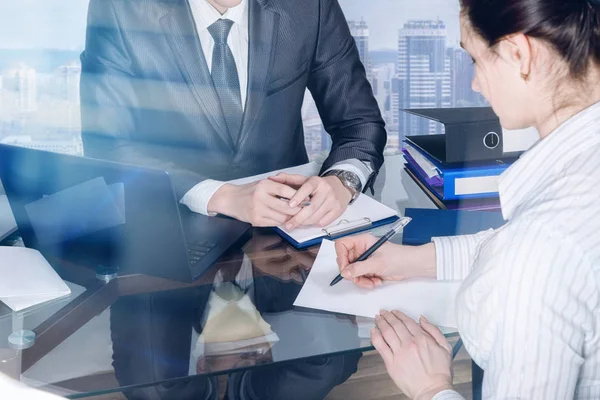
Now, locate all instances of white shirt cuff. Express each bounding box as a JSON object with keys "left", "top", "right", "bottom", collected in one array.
[
  {"left": 431, "top": 389, "right": 465, "bottom": 400},
  {"left": 323, "top": 159, "right": 373, "bottom": 189},
  {"left": 180, "top": 179, "right": 227, "bottom": 216}
]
